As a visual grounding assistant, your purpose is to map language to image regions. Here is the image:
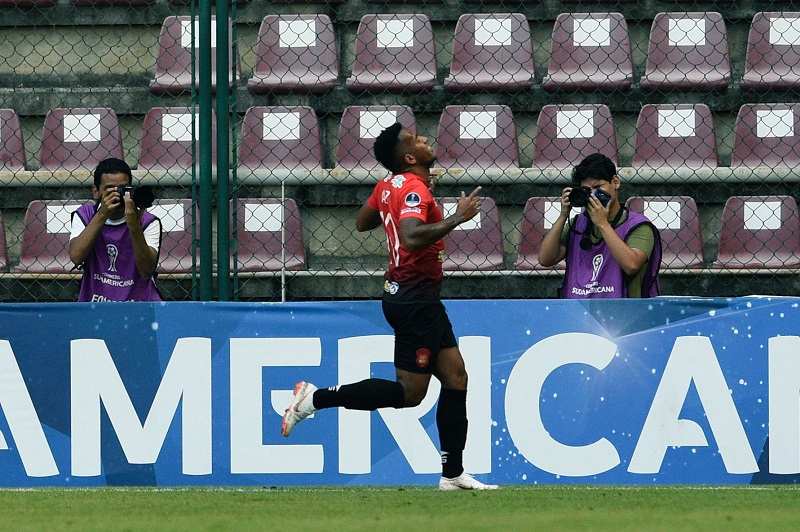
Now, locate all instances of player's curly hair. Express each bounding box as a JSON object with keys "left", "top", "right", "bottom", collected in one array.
[
  {"left": 571, "top": 153, "right": 616, "bottom": 185},
  {"left": 373, "top": 123, "right": 405, "bottom": 174}
]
